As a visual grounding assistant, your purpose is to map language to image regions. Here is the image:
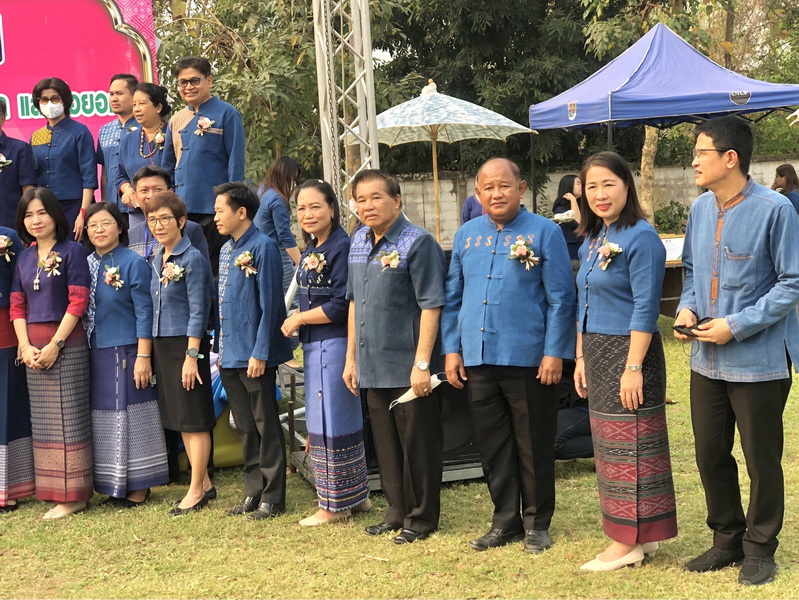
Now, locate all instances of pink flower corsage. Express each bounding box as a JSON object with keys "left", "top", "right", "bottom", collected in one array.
[
  {"left": 160, "top": 261, "right": 185, "bottom": 286},
  {"left": 508, "top": 235, "right": 540, "bottom": 270},
  {"left": 302, "top": 252, "right": 326, "bottom": 273},
  {"left": 195, "top": 117, "right": 215, "bottom": 136},
  {"left": 378, "top": 250, "right": 400, "bottom": 270},
  {"left": 0, "top": 235, "right": 15, "bottom": 263},
  {"left": 597, "top": 239, "right": 623, "bottom": 271},
  {"left": 104, "top": 265, "right": 124, "bottom": 290},
  {"left": 38, "top": 251, "right": 62, "bottom": 277},
  {"left": 234, "top": 251, "right": 258, "bottom": 278}
]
